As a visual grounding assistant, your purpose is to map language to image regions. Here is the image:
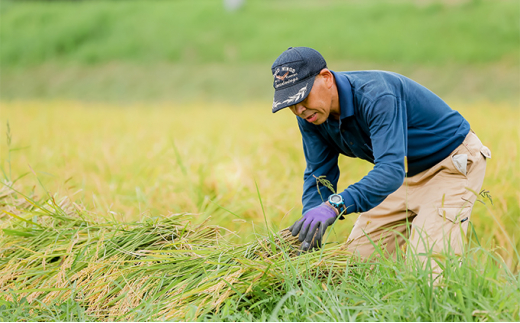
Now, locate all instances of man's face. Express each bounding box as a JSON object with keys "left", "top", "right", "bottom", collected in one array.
[{"left": 288, "top": 72, "right": 335, "bottom": 125}]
